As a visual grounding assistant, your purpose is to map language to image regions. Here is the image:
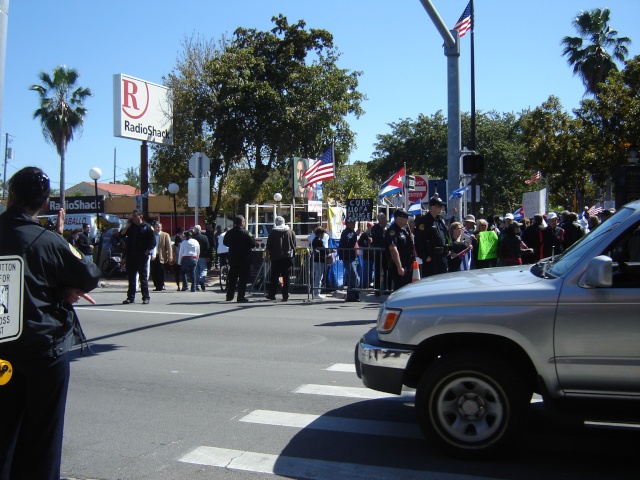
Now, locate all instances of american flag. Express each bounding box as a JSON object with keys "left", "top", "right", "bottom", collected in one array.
[
  {"left": 587, "top": 203, "right": 604, "bottom": 216},
  {"left": 303, "top": 145, "right": 335, "bottom": 188},
  {"left": 524, "top": 171, "right": 542, "bottom": 185},
  {"left": 453, "top": 2, "right": 472, "bottom": 38}
]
